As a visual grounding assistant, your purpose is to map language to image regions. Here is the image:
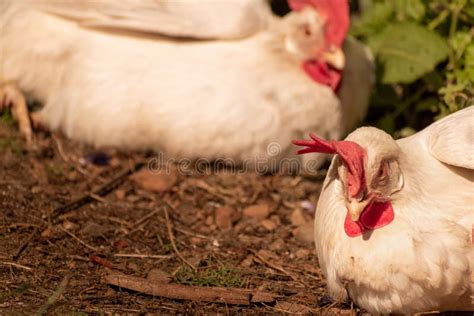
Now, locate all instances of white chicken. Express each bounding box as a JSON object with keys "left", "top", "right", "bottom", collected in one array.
[
  {"left": 294, "top": 106, "right": 474, "bottom": 314},
  {"left": 0, "top": 0, "right": 373, "bottom": 167}
]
